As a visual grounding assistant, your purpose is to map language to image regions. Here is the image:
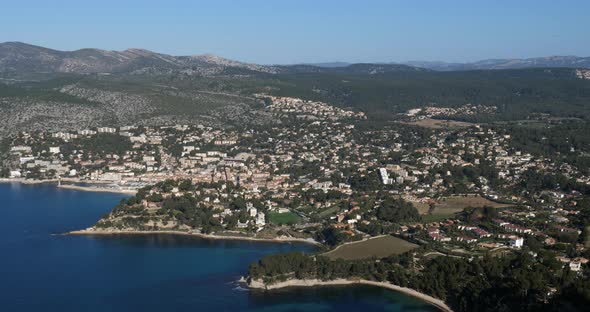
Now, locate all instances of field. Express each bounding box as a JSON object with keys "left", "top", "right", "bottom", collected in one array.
[
  {"left": 323, "top": 235, "right": 418, "bottom": 260},
  {"left": 409, "top": 201, "right": 457, "bottom": 222},
  {"left": 433, "top": 195, "right": 512, "bottom": 215},
  {"left": 268, "top": 211, "right": 301, "bottom": 225},
  {"left": 401, "top": 118, "right": 476, "bottom": 129},
  {"left": 410, "top": 195, "right": 512, "bottom": 222},
  {"left": 411, "top": 201, "right": 431, "bottom": 214}
]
